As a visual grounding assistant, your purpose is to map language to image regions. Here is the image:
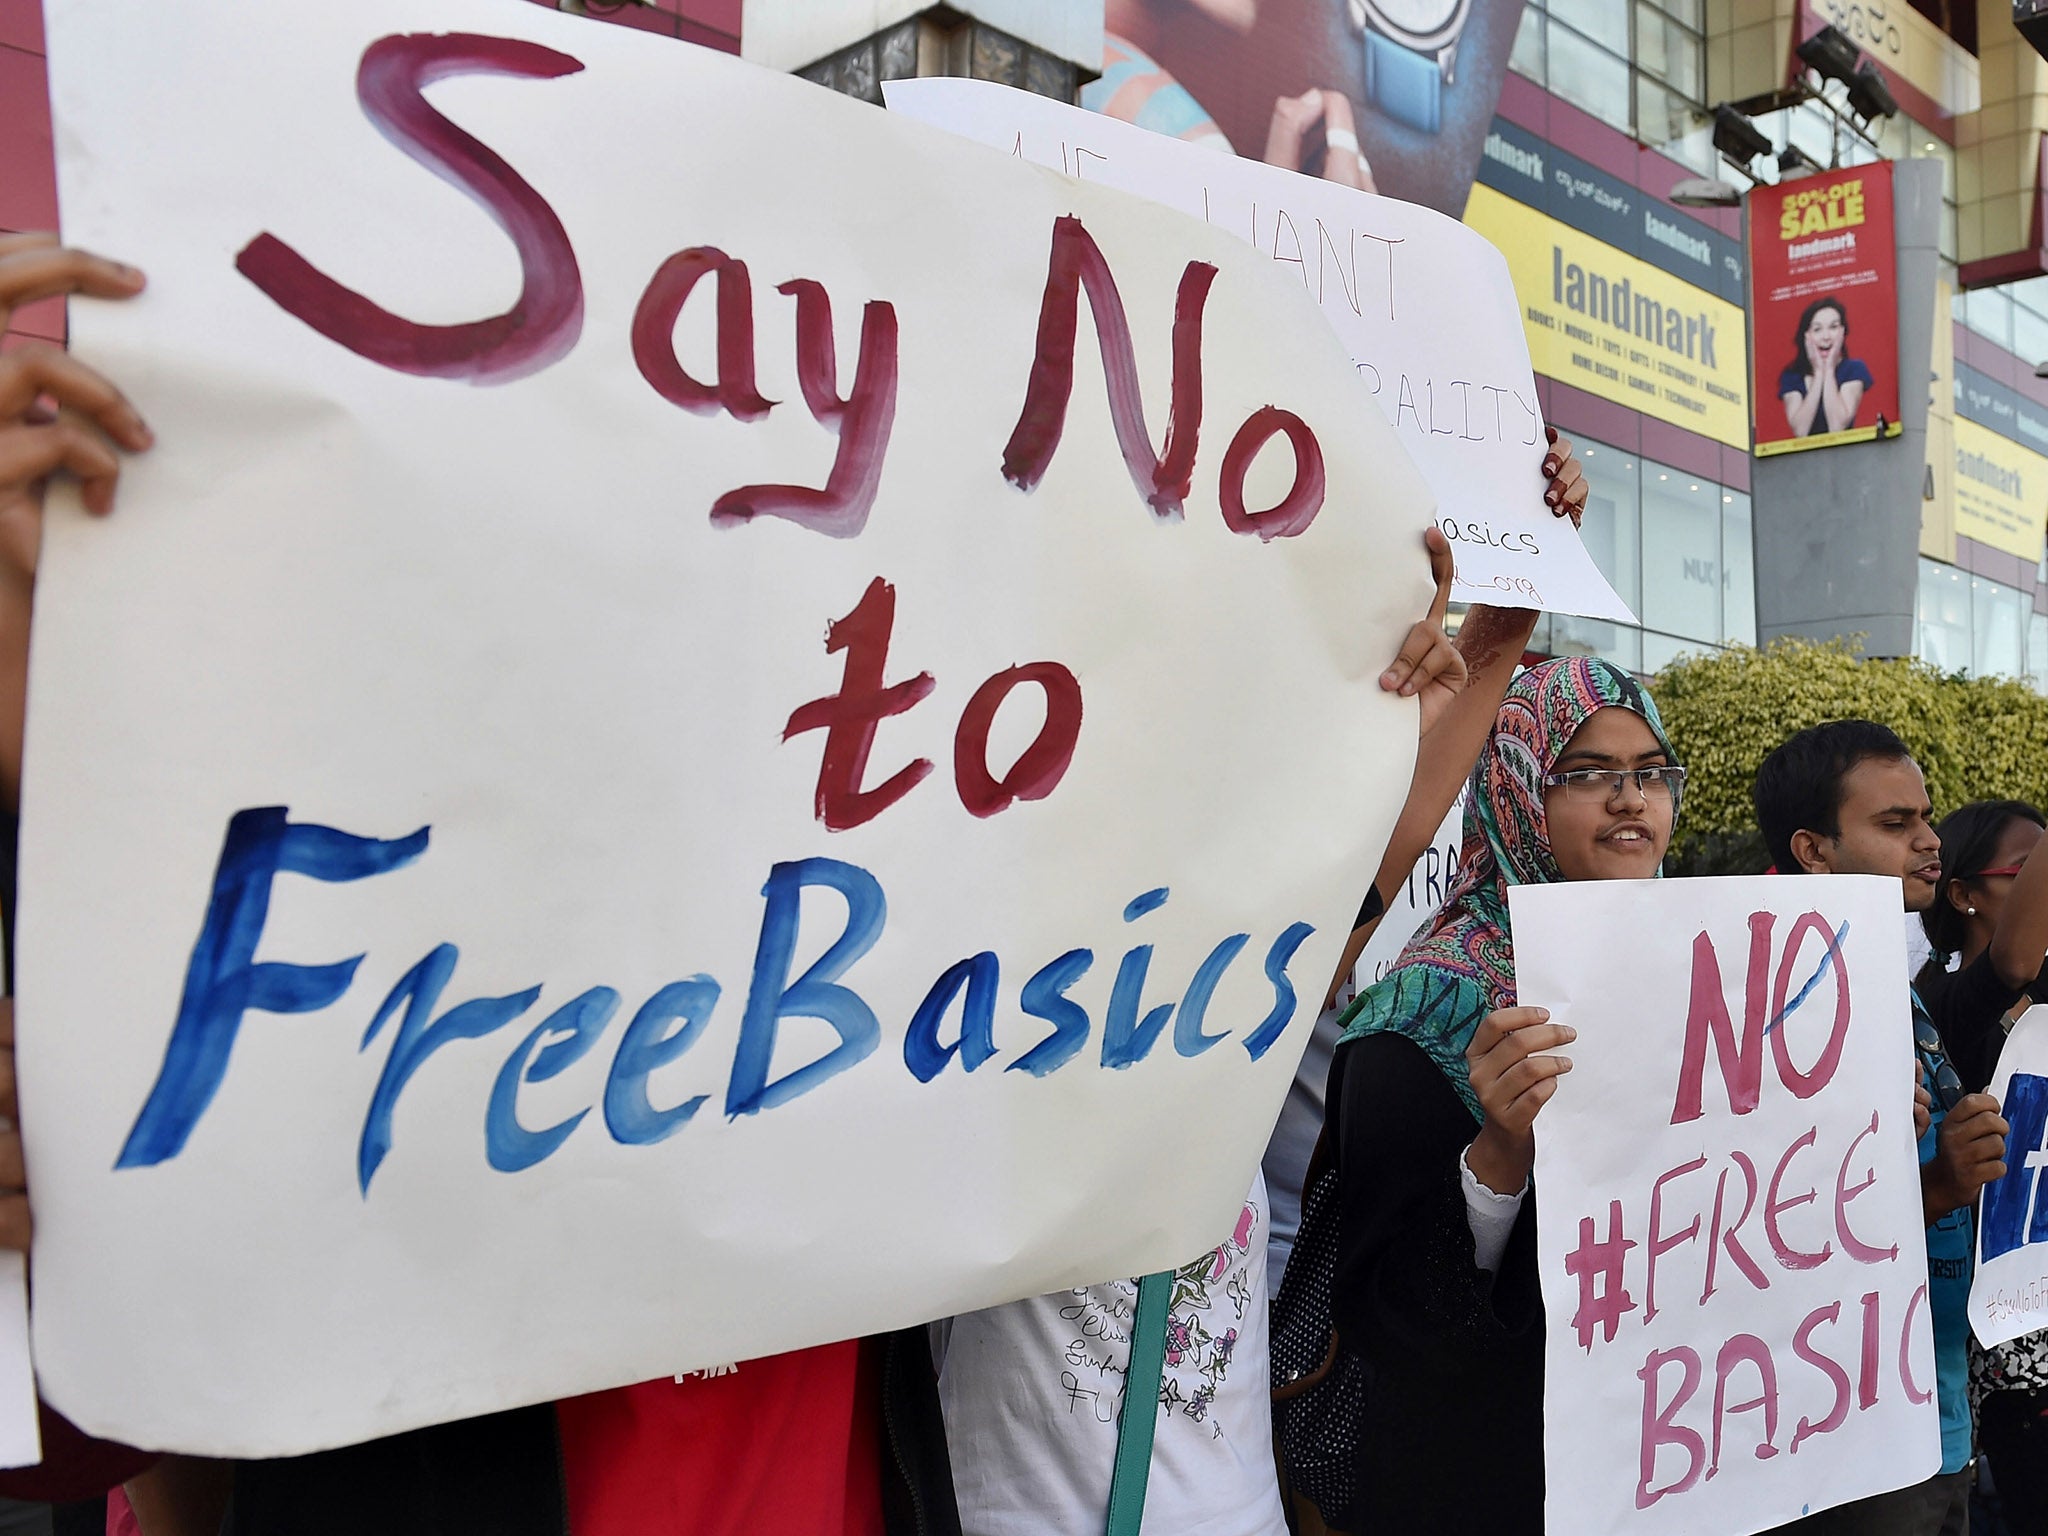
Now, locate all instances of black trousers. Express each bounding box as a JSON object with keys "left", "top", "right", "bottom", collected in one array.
[{"left": 1983, "top": 1387, "right": 2048, "bottom": 1531}]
